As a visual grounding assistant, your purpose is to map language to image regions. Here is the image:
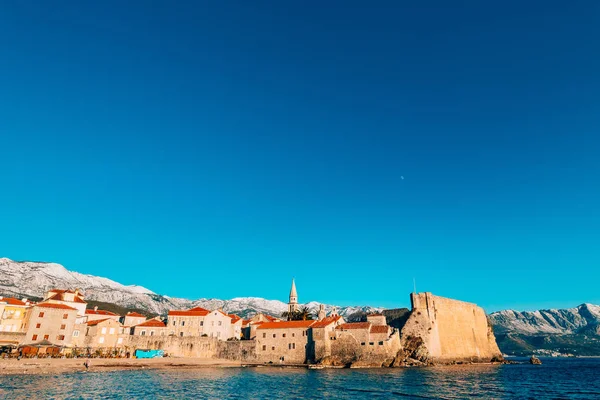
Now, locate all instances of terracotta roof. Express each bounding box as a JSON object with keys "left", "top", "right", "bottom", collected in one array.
[
  {"left": 312, "top": 315, "right": 343, "bottom": 328},
  {"left": 368, "top": 313, "right": 384, "bottom": 317},
  {"left": 336, "top": 322, "right": 371, "bottom": 330},
  {"left": 87, "top": 318, "right": 111, "bottom": 326},
  {"left": 36, "top": 302, "right": 77, "bottom": 311},
  {"left": 47, "top": 292, "right": 86, "bottom": 303},
  {"left": 0, "top": 297, "right": 29, "bottom": 306},
  {"left": 242, "top": 319, "right": 251, "bottom": 326},
  {"left": 188, "top": 307, "right": 210, "bottom": 312},
  {"left": 256, "top": 320, "right": 315, "bottom": 330},
  {"left": 370, "top": 325, "right": 389, "bottom": 334},
  {"left": 229, "top": 314, "right": 242, "bottom": 324},
  {"left": 168, "top": 309, "right": 209, "bottom": 316},
  {"left": 85, "top": 309, "right": 118, "bottom": 316},
  {"left": 126, "top": 312, "right": 146, "bottom": 318},
  {"left": 136, "top": 319, "right": 166, "bottom": 328},
  {"left": 264, "top": 315, "right": 279, "bottom": 322}
]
